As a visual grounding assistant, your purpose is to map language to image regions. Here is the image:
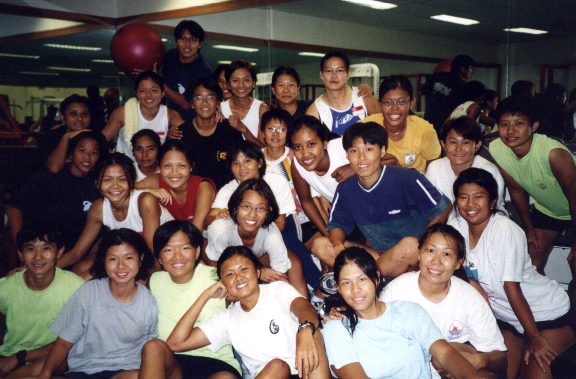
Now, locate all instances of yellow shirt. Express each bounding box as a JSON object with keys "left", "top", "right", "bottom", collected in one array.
[{"left": 361, "top": 114, "right": 441, "bottom": 173}]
